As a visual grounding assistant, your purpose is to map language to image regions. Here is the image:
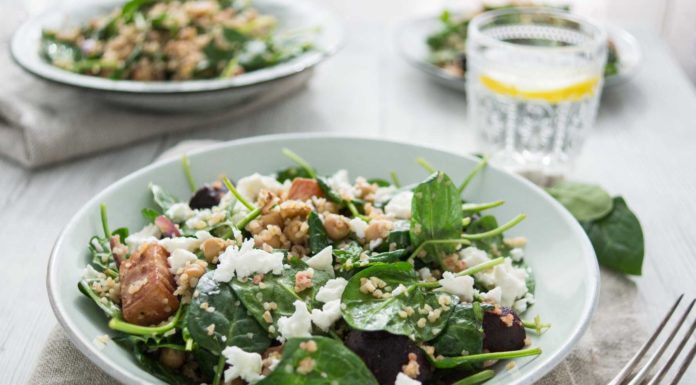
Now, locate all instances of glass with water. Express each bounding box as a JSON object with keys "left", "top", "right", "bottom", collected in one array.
[{"left": 466, "top": 8, "right": 607, "bottom": 184}]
